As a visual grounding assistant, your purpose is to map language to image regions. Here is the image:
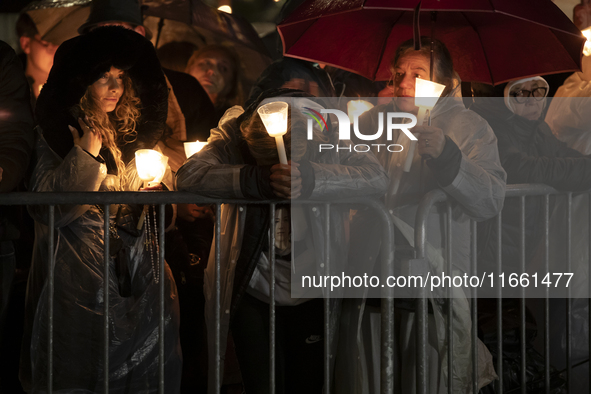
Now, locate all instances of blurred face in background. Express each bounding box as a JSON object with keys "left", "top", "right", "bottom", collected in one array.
[
  {"left": 187, "top": 49, "right": 235, "bottom": 105},
  {"left": 20, "top": 34, "right": 58, "bottom": 96},
  {"left": 509, "top": 80, "right": 548, "bottom": 121}
]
